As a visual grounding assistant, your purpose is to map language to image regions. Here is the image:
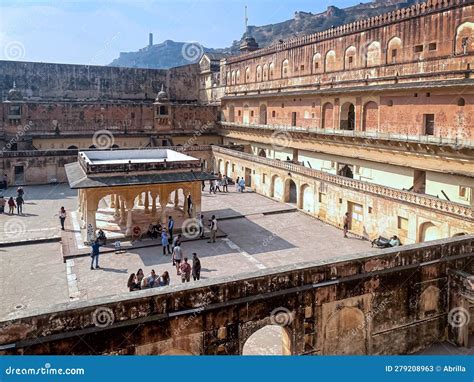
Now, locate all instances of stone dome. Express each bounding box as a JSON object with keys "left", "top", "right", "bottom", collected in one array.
[
  {"left": 155, "top": 84, "right": 168, "bottom": 102},
  {"left": 7, "top": 82, "right": 23, "bottom": 101}
]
